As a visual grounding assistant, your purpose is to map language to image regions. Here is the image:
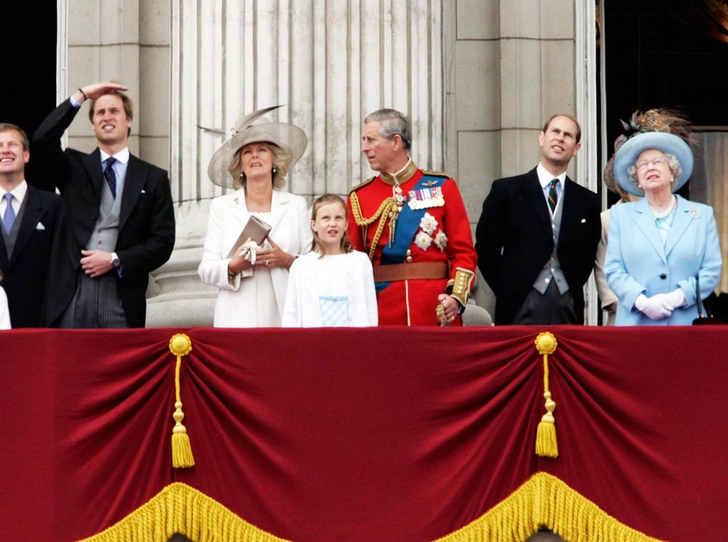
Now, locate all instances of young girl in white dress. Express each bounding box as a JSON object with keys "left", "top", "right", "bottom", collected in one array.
[{"left": 283, "top": 194, "right": 378, "bottom": 327}]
